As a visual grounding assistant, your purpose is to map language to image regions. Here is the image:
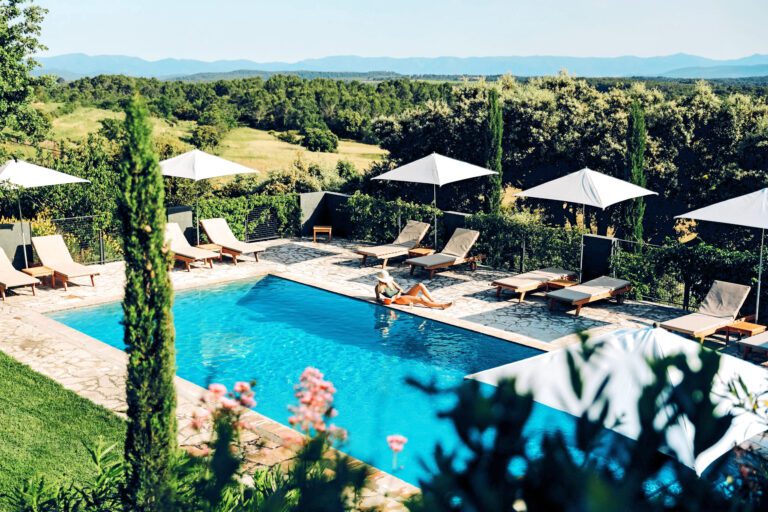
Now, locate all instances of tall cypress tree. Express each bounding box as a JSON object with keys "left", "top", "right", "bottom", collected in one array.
[
  {"left": 624, "top": 100, "right": 647, "bottom": 242},
  {"left": 486, "top": 88, "right": 504, "bottom": 214},
  {"left": 118, "top": 96, "right": 177, "bottom": 510}
]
